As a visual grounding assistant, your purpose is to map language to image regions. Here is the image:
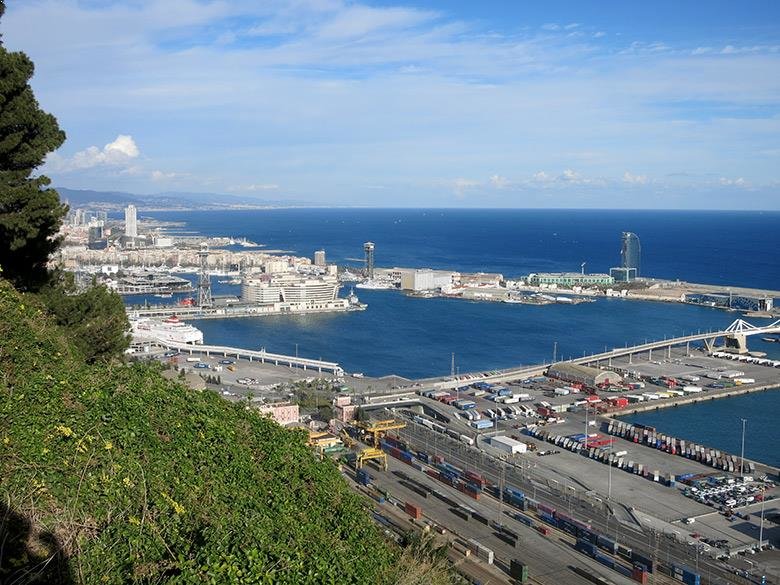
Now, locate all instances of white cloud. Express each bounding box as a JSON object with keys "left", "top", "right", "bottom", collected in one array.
[
  {"left": 719, "top": 176, "right": 747, "bottom": 187},
  {"left": 151, "top": 170, "right": 181, "bottom": 181},
  {"left": 541, "top": 23, "right": 560, "bottom": 31},
  {"left": 692, "top": 46, "right": 712, "bottom": 55},
  {"left": 593, "top": 31, "right": 606, "bottom": 39},
  {"left": 53, "top": 134, "right": 140, "bottom": 171},
  {"left": 561, "top": 168, "right": 581, "bottom": 182},
  {"left": 231, "top": 183, "right": 281, "bottom": 192},
  {"left": 623, "top": 171, "right": 648, "bottom": 185},
  {"left": 452, "top": 177, "right": 479, "bottom": 196},
  {"left": 489, "top": 174, "right": 509, "bottom": 188},
  {"left": 315, "top": 5, "right": 437, "bottom": 40}
]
